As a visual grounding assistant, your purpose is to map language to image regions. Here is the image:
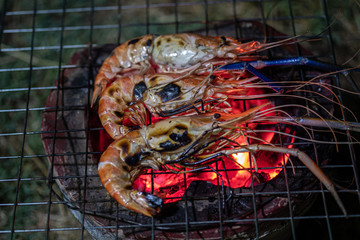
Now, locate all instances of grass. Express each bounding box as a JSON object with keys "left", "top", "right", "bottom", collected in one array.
[{"left": 0, "top": 0, "right": 359, "bottom": 239}]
